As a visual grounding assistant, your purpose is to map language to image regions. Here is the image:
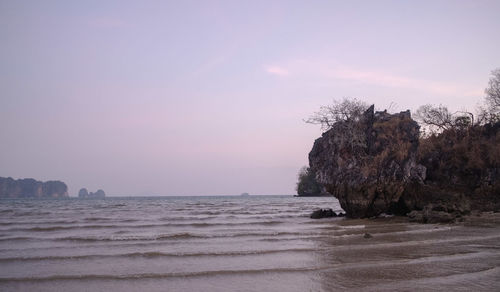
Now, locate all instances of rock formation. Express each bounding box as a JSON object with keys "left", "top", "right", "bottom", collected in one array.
[
  {"left": 310, "top": 209, "right": 336, "bottom": 219},
  {"left": 415, "top": 122, "right": 500, "bottom": 212},
  {"left": 296, "top": 167, "right": 329, "bottom": 196},
  {"left": 78, "top": 188, "right": 106, "bottom": 198},
  {"left": 78, "top": 188, "right": 89, "bottom": 197},
  {"left": 308, "top": 105, "right": 499, "bottom": 221},
  {"left": 403, "top": 122, "right": 500, "bottom": 222},
  {"left": 309, "top": 106, "right": 425, "bottom": 218},
  {"left": 0, "top": 177, "right": 68, "bottom": 198}
]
